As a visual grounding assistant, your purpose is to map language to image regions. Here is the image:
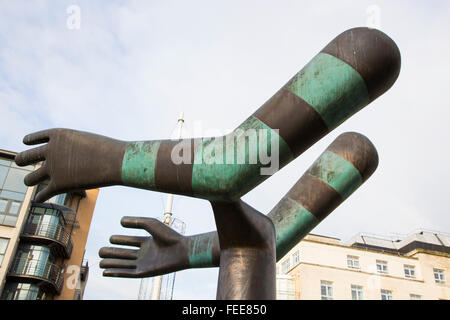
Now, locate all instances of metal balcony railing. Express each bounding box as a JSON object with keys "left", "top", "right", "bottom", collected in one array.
[
  {"left": 8, "top": 258, "right": 64, "bottom": 294},
  {"left": 22, "top": 222, "right": 73, "bottom": 258},
  {"left": 1, "top": 287, "right": 44, "bottom": 300}
]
